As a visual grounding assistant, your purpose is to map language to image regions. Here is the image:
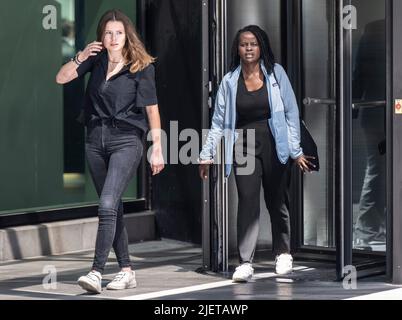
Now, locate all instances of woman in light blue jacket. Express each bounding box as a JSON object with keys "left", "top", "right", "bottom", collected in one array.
[{"left": 199, "top": 25, "right": 314, "bottom": 282}]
